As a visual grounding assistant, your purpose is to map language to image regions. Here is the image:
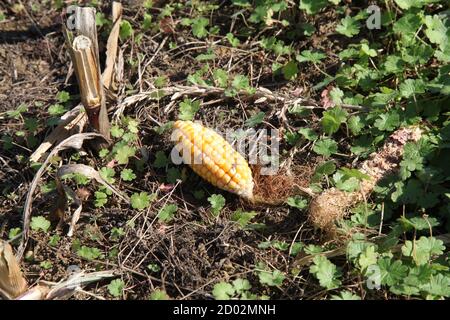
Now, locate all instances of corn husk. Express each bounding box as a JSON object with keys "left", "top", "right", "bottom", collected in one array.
[{"left": 0, "top": 241, "right": 27, "bottom": 299}]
